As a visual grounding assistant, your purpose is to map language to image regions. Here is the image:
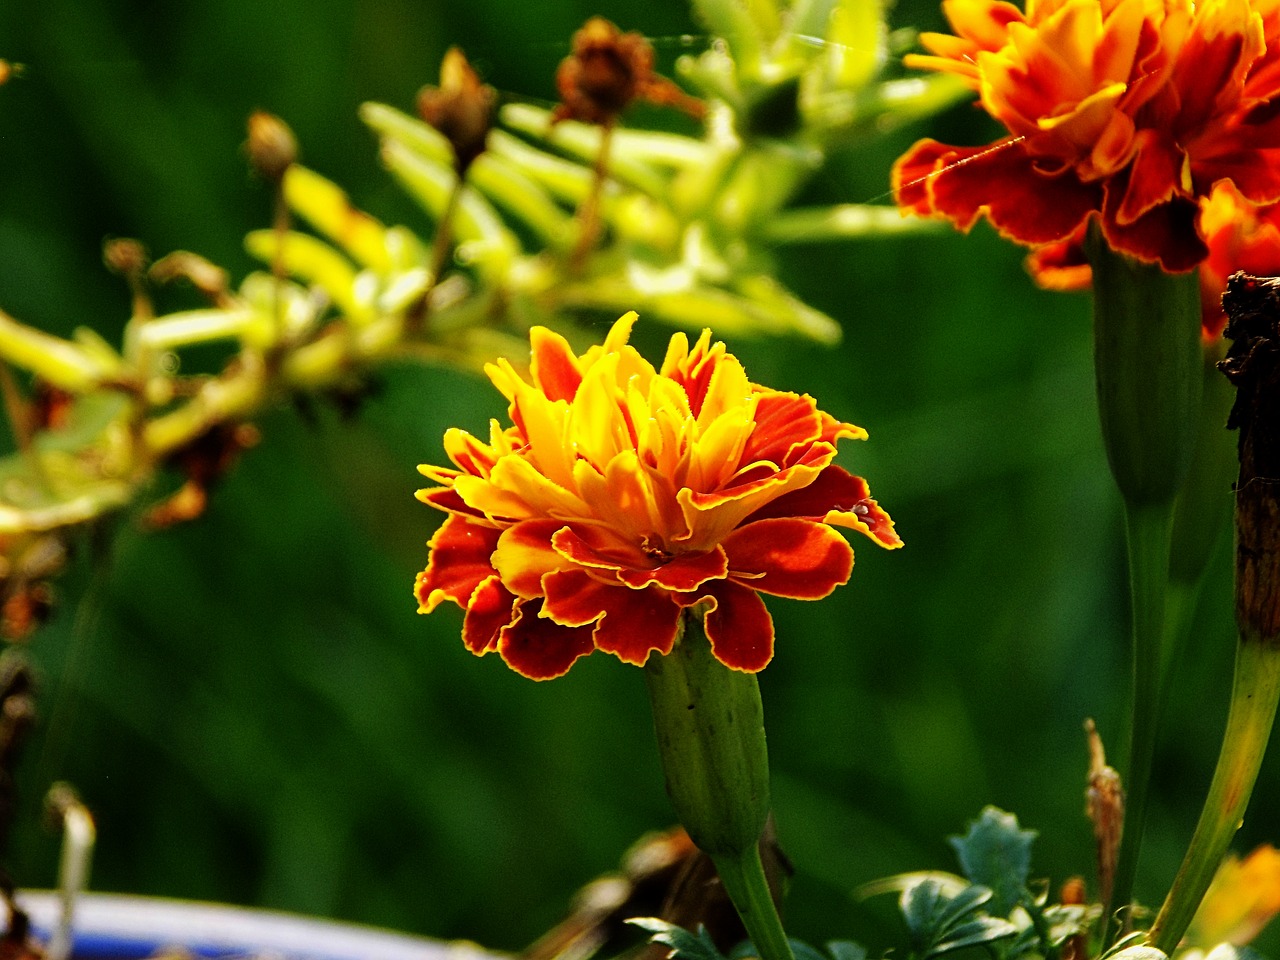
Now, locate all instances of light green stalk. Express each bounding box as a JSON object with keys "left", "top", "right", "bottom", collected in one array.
[{"left": 644, "top": 613, "right": 793, "bottom": 960}]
